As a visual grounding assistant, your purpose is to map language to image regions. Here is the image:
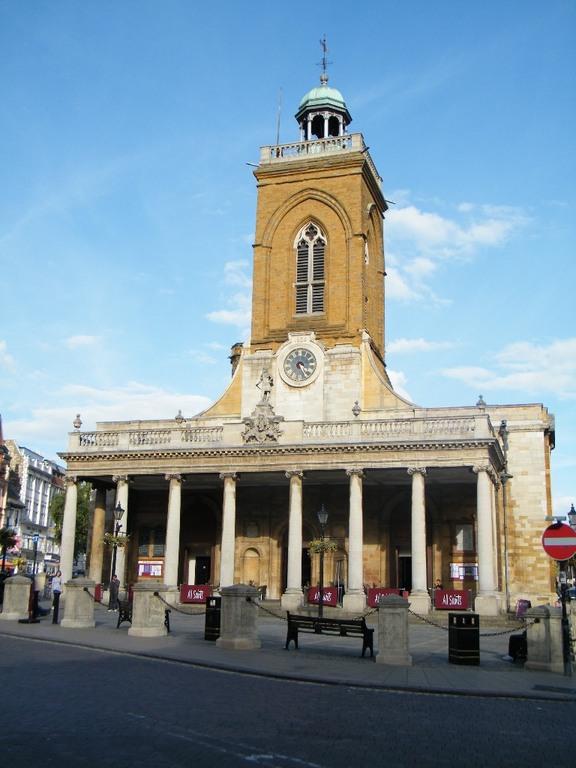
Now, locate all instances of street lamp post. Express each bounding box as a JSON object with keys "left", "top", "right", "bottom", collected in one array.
[
  {"left": 317, "top": 505, "right": 328, "bottom": 619},
  {"left": 110, "top": 503, "right": 124, "bottom": 583}
]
